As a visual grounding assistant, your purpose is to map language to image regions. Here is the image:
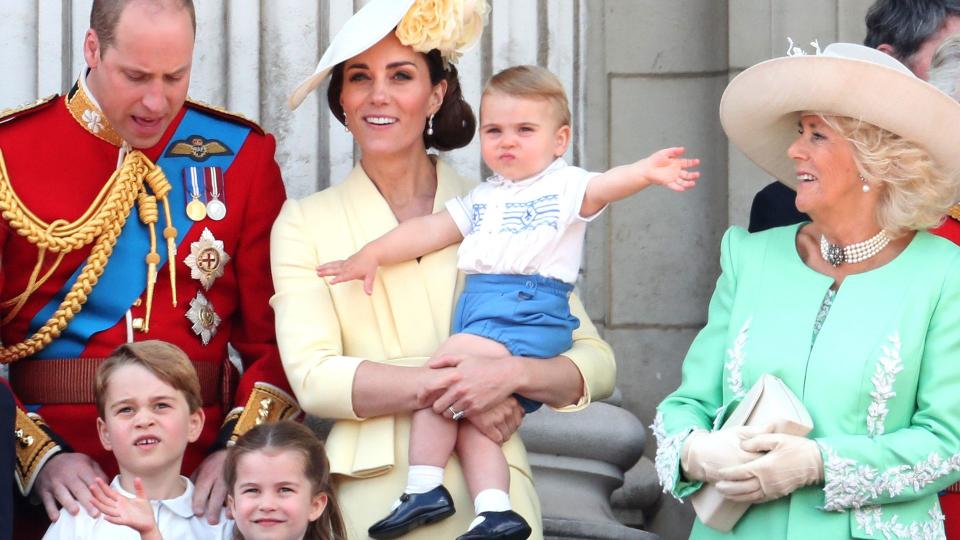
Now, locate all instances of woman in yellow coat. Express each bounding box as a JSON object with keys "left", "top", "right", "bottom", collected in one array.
[{"left": 270, "top": 1, "right": 616, "bottom": 538}]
